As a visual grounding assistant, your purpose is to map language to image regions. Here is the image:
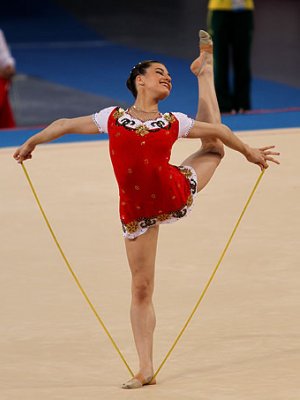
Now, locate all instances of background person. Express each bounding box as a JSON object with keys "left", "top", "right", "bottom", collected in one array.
[
  {"left": 207, "top": 0, "right": 254, "bottom": 113},
  {"left": 0, "top": 28, "right": 16, "bottom": 128}
]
